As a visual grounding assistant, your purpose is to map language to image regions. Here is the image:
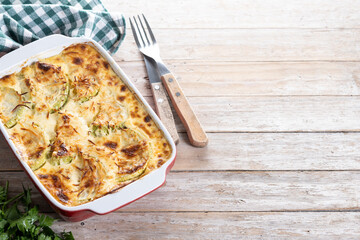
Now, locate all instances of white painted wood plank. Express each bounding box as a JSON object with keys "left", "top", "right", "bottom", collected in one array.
[
  {"left": 51, "top": 212, "right": 360, "bottom": 239},
  {"left": 102, "top": 0, "right": 360, "bottom": 29},
  {"left": 172, "top": 132, "right": 360, "bottom": 171},
  {"left": 117, "top": 61, "right": 360, "bottom": 97},
  {"left": 113, "top": 29, "right": 360, "bottom": 62},
  {"left": 183, "top": 96, "right": 360, "bottom": 132},
  {"left": 138, "top": 96, "right": 360, "bottom": 133}
]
